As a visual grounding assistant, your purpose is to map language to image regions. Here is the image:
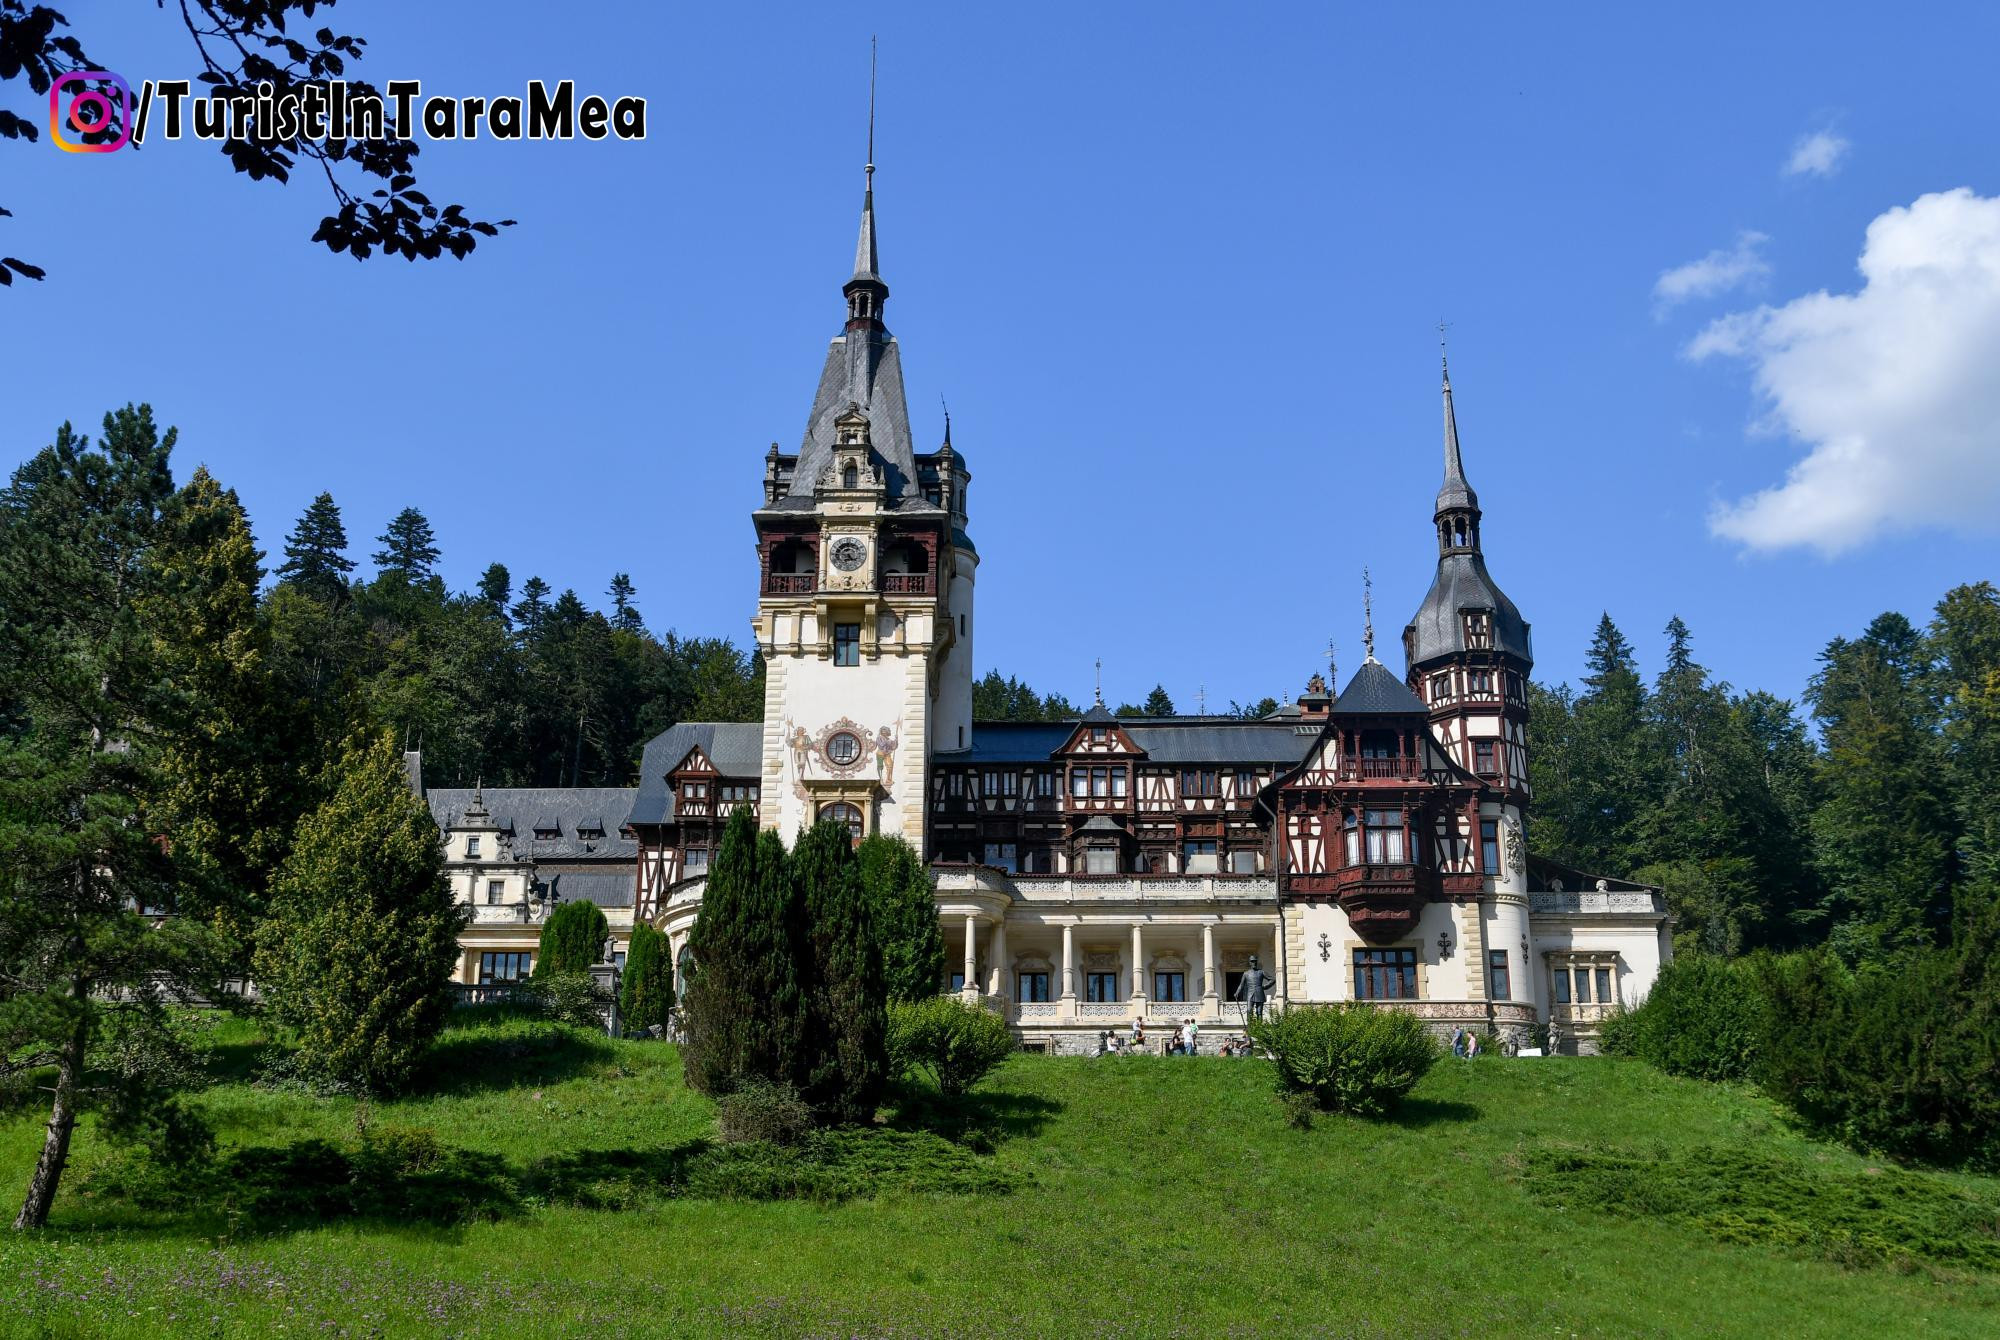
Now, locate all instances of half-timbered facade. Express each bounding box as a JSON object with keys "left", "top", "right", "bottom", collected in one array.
[{"left": 534, "top": 152, "right": 1673, "bottom": 1054}]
